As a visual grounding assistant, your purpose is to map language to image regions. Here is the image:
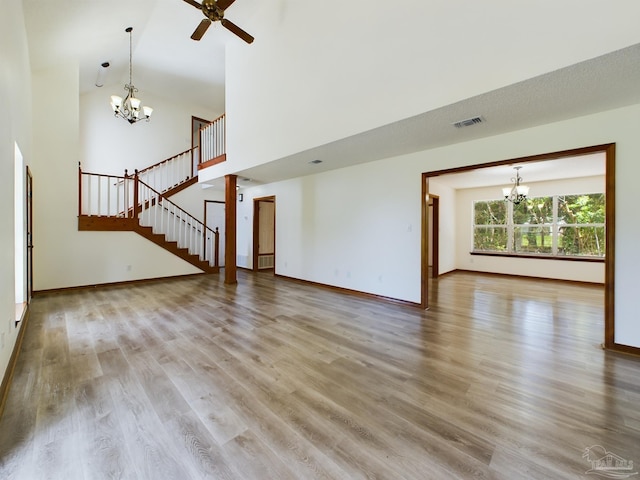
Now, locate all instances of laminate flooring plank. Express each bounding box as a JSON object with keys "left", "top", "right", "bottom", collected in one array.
[
  {"left": 124, "top": 350, "right": 192, "bottom": 419},
  {"left": 0, "top": 394, "right": 38, "bottom": 479},
  {"left": 171, "top": 342, "right": 352, "bottom": 479},
  {"left": 221, "top": 430, "right": 298, "bottom": 480},
  {"left": 74, "top": 377, "right": 137, "bottom": 480},
  {"left": 161, "top": 410, "right": 242, "bottom": 480},
  {"left": 160, "top": 348, "right": 249, "bottom": 444},
  {"left": 275, "top": 356, "right": 496, "bottom": 479},
  {"left": 105, "top": 373, "right": 196, "bottom": 478},
  {"left": 1, "top": 271, "right": 639, "bottom": 480}
]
